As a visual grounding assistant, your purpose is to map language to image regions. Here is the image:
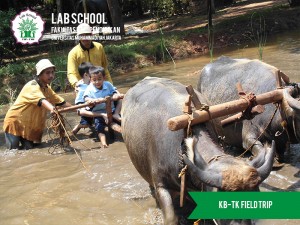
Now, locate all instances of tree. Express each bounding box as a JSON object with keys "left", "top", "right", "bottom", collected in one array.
[
  {"left": 189, "top": 0, "right": 209, "bottom": 15},
  {"left": 288, "top": 0, "right": 300, "bottom": 7},
  {"left": 55, "top": 0, "right": 76, "bottom": 14},
  {"left": 107, "top": 0, "right": 125, "bottom": 34}
]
